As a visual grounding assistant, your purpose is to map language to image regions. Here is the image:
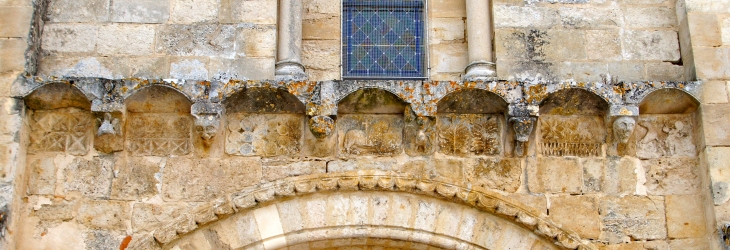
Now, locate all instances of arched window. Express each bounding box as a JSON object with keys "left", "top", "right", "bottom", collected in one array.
[{"left": 342, "top": 0, "right": 426, "bottom": 79}]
